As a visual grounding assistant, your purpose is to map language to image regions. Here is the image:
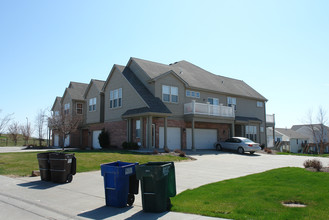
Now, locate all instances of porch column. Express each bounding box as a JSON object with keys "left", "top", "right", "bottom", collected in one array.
[
  {"left": 140, "top": 117, "right": 144, "bottom": 147},
  {"left": 147, "top": 115, "right": 153, "bottom": 149},
  {"left": 231, "top": 122, "right": 235, "bottom": 137},
  {"left": 127, "top": 119, "right": 132, "bottom": 142},
  {"left": 164, "top": 117, "right": 168, "bottom": 148},
  {"left": 192, "top": 118, "right": 196, "bottom": 151}
]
